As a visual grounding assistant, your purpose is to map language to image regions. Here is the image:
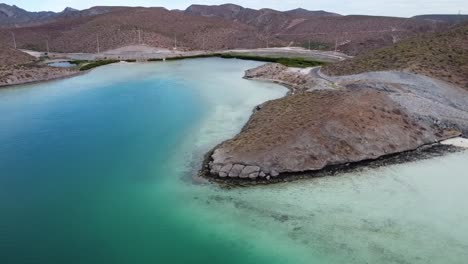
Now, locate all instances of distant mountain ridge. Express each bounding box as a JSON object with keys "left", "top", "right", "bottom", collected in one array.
[
  {"left": 0, "top": 4, "right": 126, "bottom": 27},
  {"left": 184, "top": 4, "right": 341, "bottom": 33},
  {"left": 0, "top": 3, "right": 341, "bottom": 28},
  {"left": 185, "top": 4, "right": 341, "bottom": 19},
  {"left": 412, "top": 14, "right": 468, "bottom": 24}
]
